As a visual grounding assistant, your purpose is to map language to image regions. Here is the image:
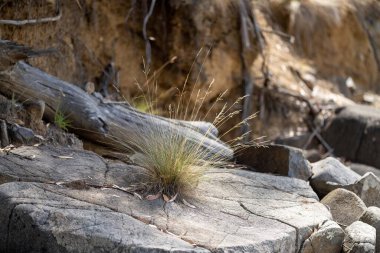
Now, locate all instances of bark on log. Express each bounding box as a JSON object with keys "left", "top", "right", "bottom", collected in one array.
[
  {"left": 0, "top": 119, "right": 9, "bottom": 148},
  {"left": 0, "top": 61, "right": 233, "bottom": 159}
]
